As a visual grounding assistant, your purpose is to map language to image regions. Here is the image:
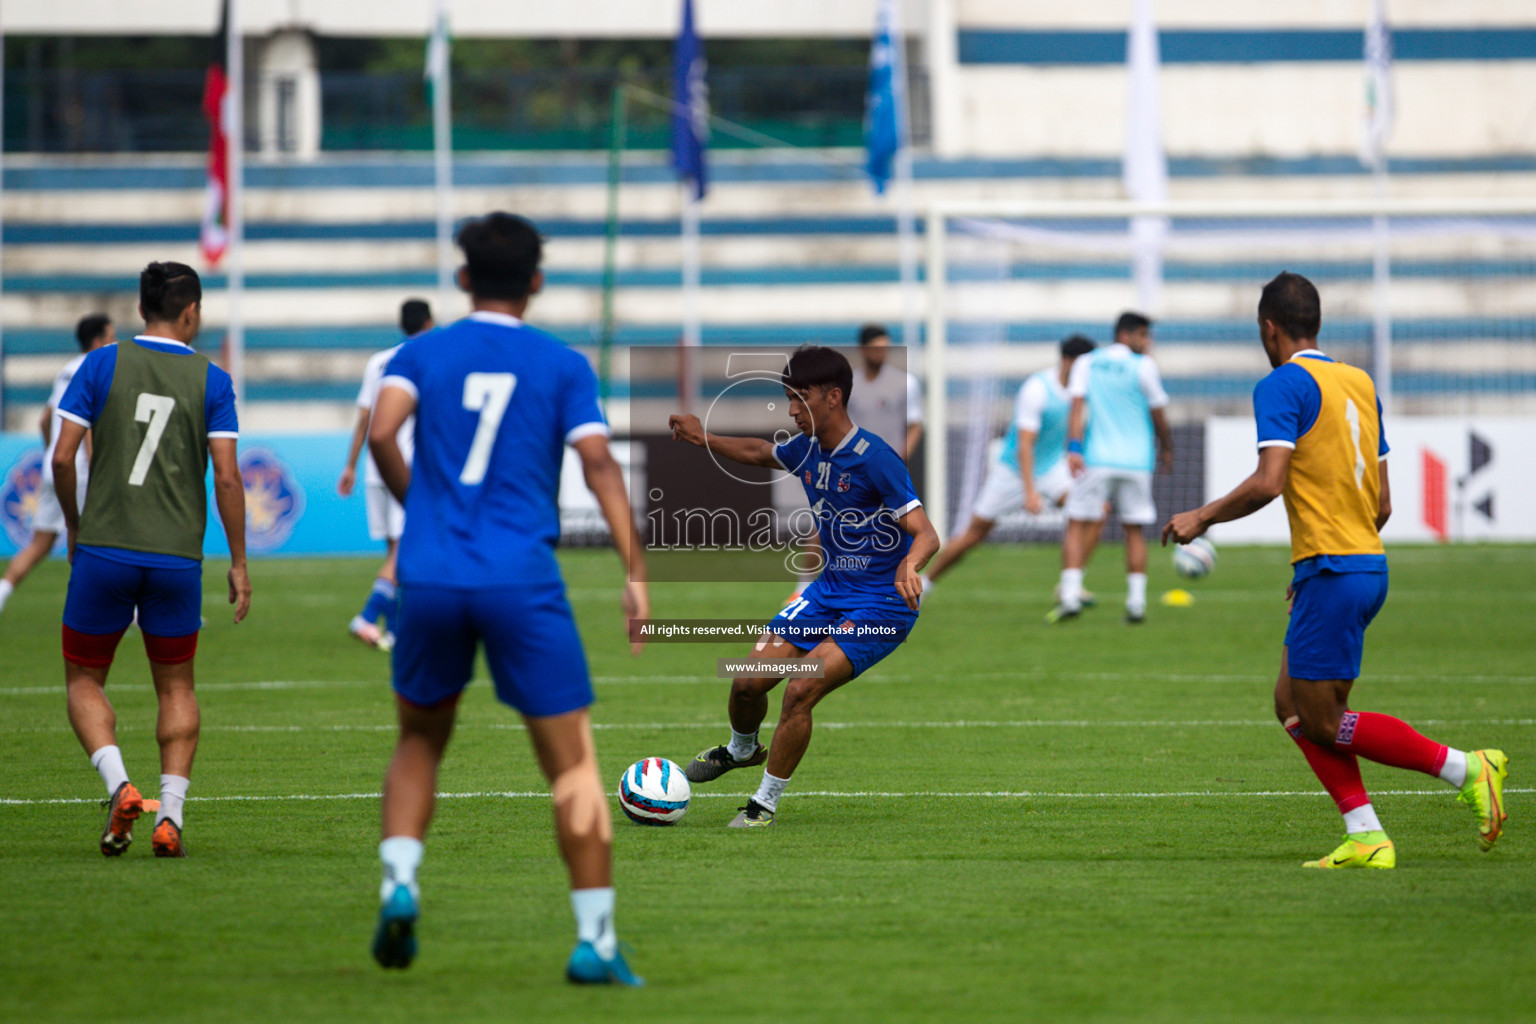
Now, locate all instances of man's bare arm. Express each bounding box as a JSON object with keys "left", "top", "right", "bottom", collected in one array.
[
  {"left": 369, "top": 386, "right": 417, "bottom": 503},
  {"left": 669, "top": 413, "right": 778, "bottom": 467}
]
